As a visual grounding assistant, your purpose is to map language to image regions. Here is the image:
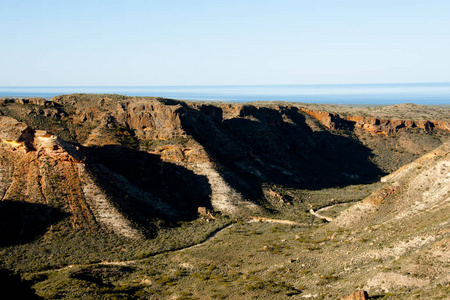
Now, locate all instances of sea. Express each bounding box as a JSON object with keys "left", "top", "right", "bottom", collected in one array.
[{"left": 0, "top": 82, "right": 450, "bottom": 106}]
